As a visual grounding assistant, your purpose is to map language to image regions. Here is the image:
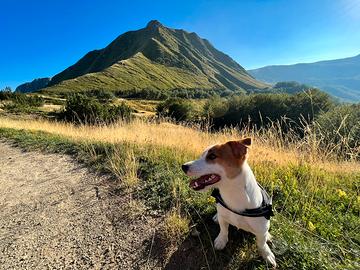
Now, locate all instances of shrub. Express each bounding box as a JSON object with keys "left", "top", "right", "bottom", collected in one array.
[
  {"left": 203, "top": 96, "right": 229, "bottom": 118},
  {"left": 60, "top": 93, "right": 132, "bottom": 124},
  {"left": 87, "top": 89, "right": 115, "bottom": 101},
  {"left": 273, "top": 81, "right": 312, "bottom": 94},
  {"left": 10, "top": 93, "right": 44, "bottom": 107},
  {"left": 1, "top": 89, "right": 45, "bottom": 113},
  {"left": 209, "top": 89, "right": 334, "bottom": 129},
  {"left": 316, "top": 104, "right": 360, "bottom": 159},
  {"left": 0, "top": 87, "right": 13, "bottom": 100},
  {"left": 115, "top": 88, "right": 237, "bottom": 100},
  {"left": 156, "top": 98, "right": 197, "bottom": 121},
  {"left": 116, "top": 89, "right": 169, "bottom": 100}
]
